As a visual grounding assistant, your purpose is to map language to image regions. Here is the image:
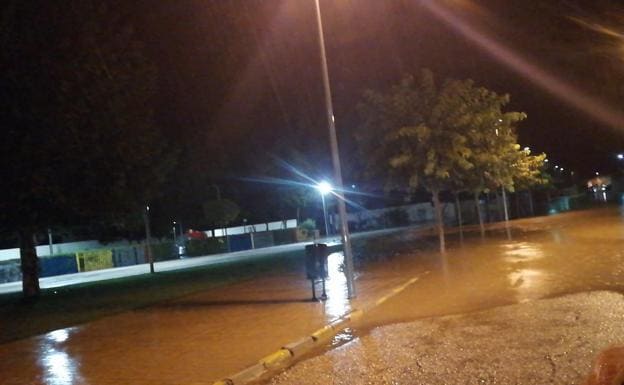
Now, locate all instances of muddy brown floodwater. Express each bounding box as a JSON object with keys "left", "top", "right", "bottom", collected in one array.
[
  {"left": 2, "top": 207, "right": 624, "bottom": 385},
  {"left": 361, "top": 206, "right": 624, "bottom": 330},
  {"left": 269, "top": 207, "right": 624, "bottom": 385}
]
